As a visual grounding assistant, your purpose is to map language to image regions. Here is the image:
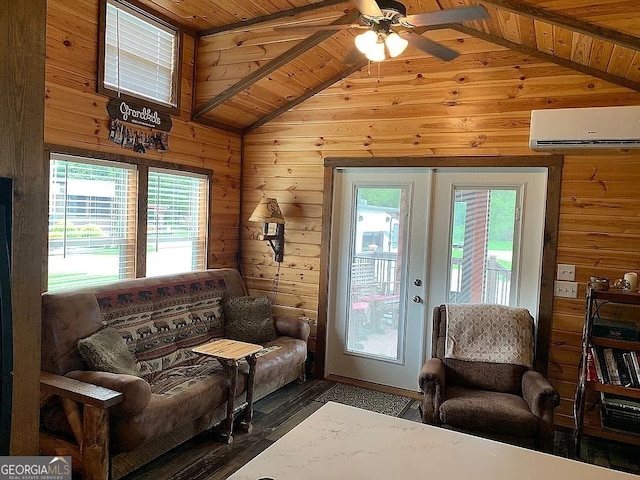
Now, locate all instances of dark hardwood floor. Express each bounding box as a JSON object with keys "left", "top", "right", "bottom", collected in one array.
[{"left": 122, "top": 379, "right": 640, "bottom": 479}]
